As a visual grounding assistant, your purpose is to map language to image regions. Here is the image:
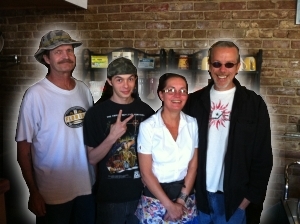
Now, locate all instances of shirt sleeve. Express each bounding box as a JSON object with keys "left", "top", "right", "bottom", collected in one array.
[
  {"left": 15, "top": 91, "right": 38, "bottom": 143},
  {"left": 137, "top": 121, "right": 153, "bottom": 154},
  {"left": 193, "top": 118, "right": 199, "bottom": 150}
]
